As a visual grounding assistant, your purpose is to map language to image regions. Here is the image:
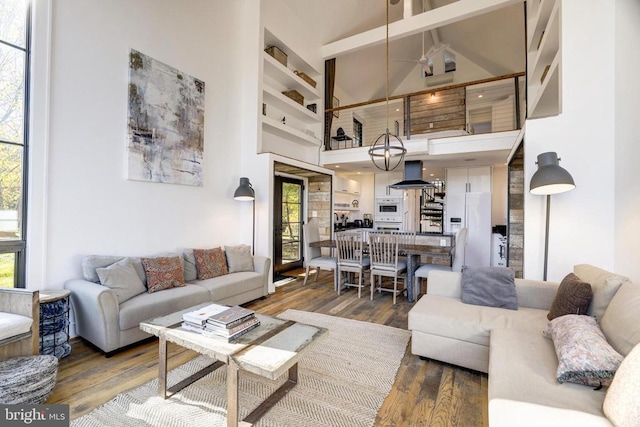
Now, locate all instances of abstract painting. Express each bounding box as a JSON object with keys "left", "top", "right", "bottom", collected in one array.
[{"left": 127, "top": 49, "right": 205, "bottom": 186}]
